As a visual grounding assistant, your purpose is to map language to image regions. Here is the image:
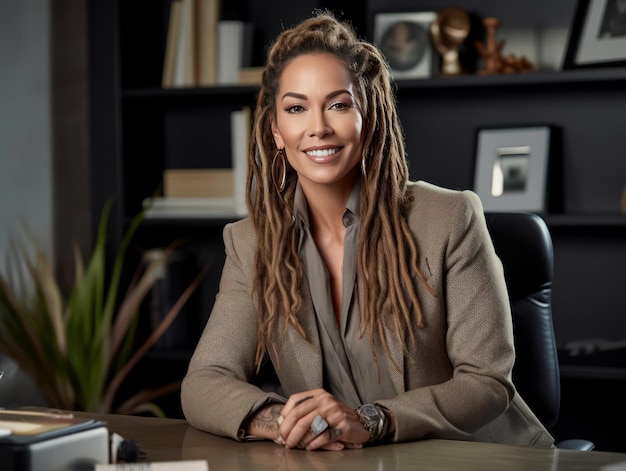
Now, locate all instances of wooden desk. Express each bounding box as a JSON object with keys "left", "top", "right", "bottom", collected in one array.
[{"left": 79, "top": 412, "right": 626, "bottom": 470}]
